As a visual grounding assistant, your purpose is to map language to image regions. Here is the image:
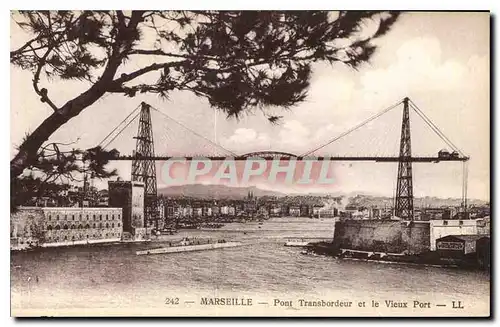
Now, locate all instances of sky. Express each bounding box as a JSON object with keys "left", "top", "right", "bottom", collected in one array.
[{"left": 10, "top": 12, "right": 490, "bottom": 200}]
